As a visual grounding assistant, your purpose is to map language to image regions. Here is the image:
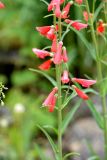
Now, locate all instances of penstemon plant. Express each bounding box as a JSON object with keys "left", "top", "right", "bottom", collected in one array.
[{"left": 30, "top": 0, "right": 107, "bottom": 160}]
